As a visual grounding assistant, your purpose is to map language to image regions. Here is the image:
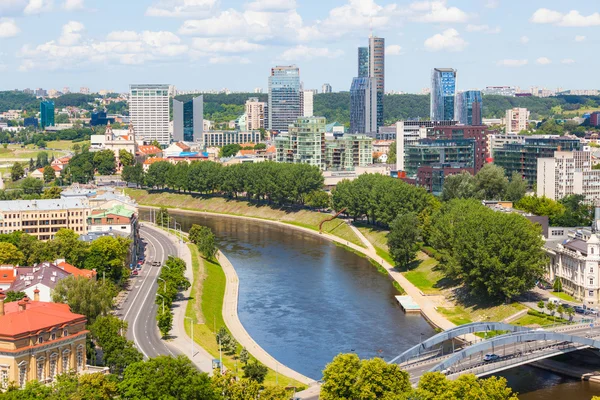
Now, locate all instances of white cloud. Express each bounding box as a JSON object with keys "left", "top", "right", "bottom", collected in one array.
[
  {"left": 530, "top": 8, "right": 600, "bottom": 27},
  {"left": 485, "top": 0, "right": 499, "bottom": 8},
  {"left": 106, "top": 31, "right": 140, "bottom": 42},
  {"left": 413, "top": 1, "right": 469, "bottom": 23},
  {"left": 575, "top": 35, "right": 586, "bottom": 42},
  {"left": 536, "top": 57, "right": 551, "bottom": 65},
  {"left": 386, "top": 44, "right": 402, "bottom": 55},
  {"left": 62, "top": 0, "right": 83, "bottom": 10},
  {"left": 192, "top": 38, "right": 264, "bottom": 53},
  {"left": 561, "top": 58, "right": 575, "bottom": 64},
  {"left": 24, "top": 0, "right": 53, "bottom": 14},
  {"left": 209, "top": 55, "right": 250, "bottom": 64},
  {"left": 279, "top": 45, "right": 343, "bottom": 61},
  {"left": 466, "top": 24, "right": 500, "bottom": 34},
  {"left": 146, "top": 0, "right": 217, "bottom": 18},
  {"left": 424, "top": 28, "right": 467, "bottom": 52},
  {"left": 0, "top": 18, "right": 20, "bottom": 38},
  {"left": 59, "top": 21, "right": 84, "bottom": 46},
  {"left": 520, "top": 35, "right": 529, "bottom": 44},
  {"left": 497, "top": 59, "right": 528, "bottom": 67},
  {"left": 245, "top": 0, "right": 296, "bottom": 12}
]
